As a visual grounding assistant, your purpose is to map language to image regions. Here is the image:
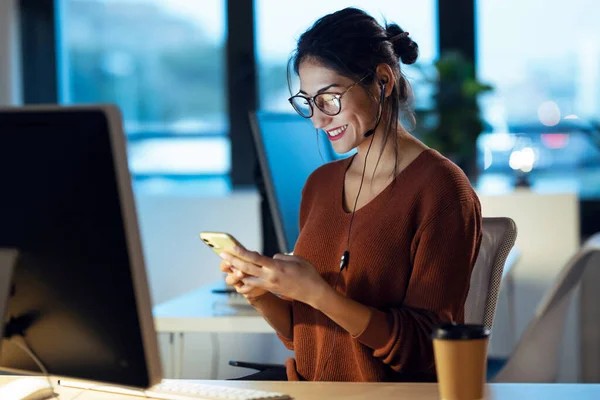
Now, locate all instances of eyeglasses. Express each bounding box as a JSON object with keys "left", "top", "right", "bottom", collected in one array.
[{"left": 288, "top": 75, "right": 368, "bottom": 118}]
